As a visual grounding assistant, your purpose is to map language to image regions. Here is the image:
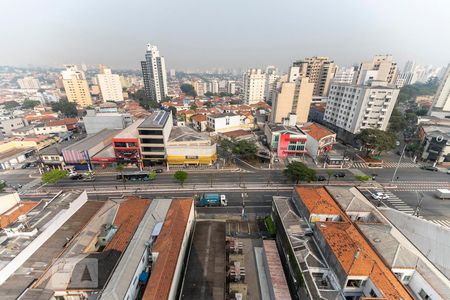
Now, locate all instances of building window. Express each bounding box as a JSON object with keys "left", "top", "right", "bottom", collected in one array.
[
  {"left": 419, "top": 289, "right": 430, "bottom": 300},
  {"left": 369, "top": 289, "right": 377, "bottom": 297},
  {"left": 346, "top": 279, "right": 363, "bottom": 288}
]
